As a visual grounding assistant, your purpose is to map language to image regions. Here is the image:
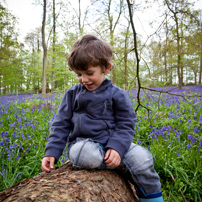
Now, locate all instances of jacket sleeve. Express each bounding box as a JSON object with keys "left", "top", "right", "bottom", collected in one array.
[
  {"left": 105, "top": 88, "right": 137, "bottom": 158},
  {"left": 44, "top": 89, "right": 73, "bottom": 163}
]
